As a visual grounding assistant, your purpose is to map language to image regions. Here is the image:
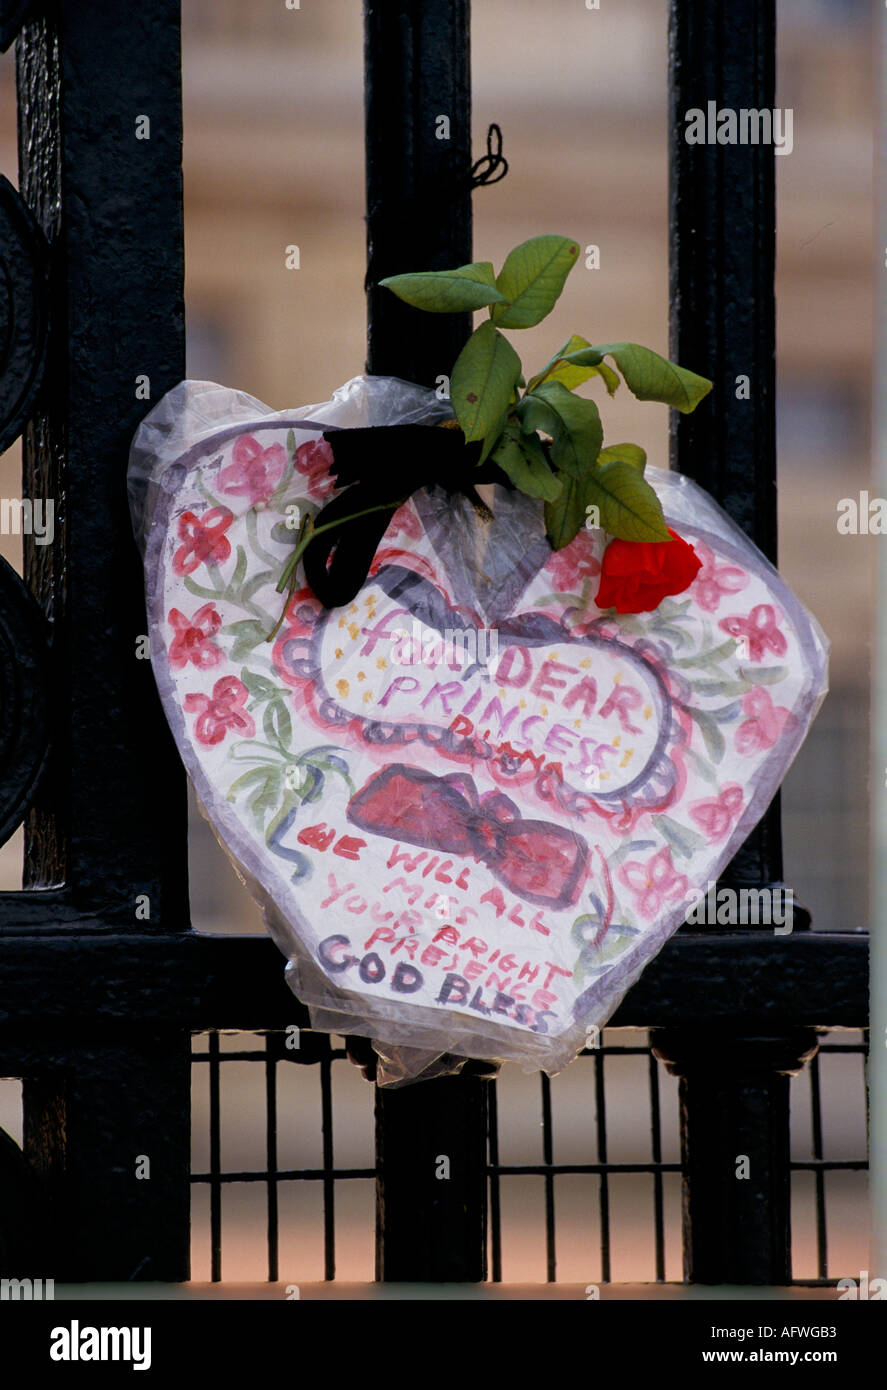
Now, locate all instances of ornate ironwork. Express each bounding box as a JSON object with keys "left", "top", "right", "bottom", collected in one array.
[
  {"left": 0, "top": 1, "right": 36, "bottom": 53},
  {"left": 0, "top": 555, "right": 49, "bottom": 846},
  {"left": 0, "top": 175, "right": 50, "bottom": 456},
  {"left": 0, "top": 171, "right": 52, "bottom": 844}
]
